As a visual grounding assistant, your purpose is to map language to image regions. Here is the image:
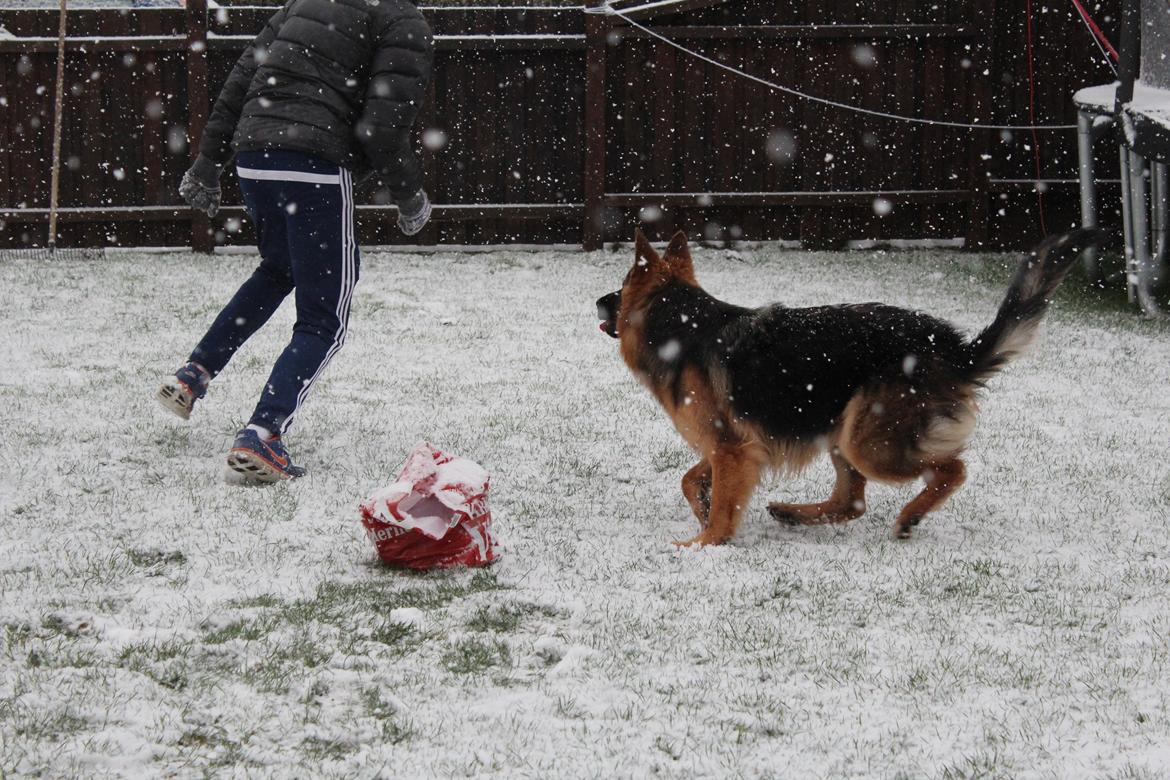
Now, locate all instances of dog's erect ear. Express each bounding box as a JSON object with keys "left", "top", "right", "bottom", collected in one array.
[
  {"left": 663, "top": 230, "right": 695, "bottom": 280},
  {"left": 634, "top": 228, "right": 662, "bottom": 269}
]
